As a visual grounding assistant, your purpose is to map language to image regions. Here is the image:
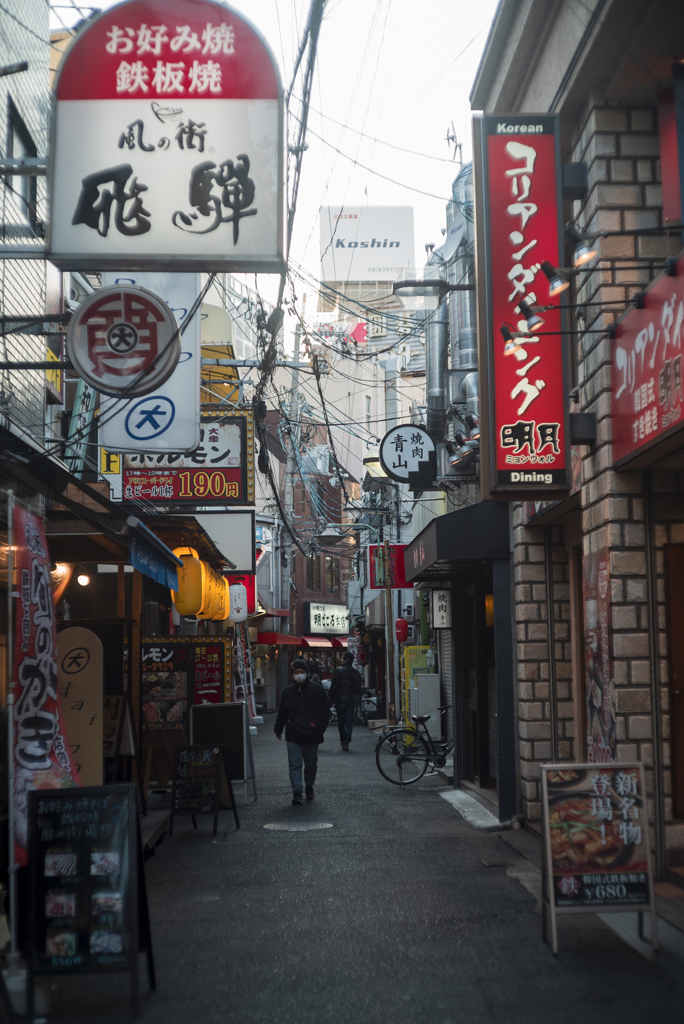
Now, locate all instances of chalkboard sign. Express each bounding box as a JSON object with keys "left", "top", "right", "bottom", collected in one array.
[
  {"left": 190, "top": 702, "right": 256, "bottom": 802},
  {"left": 541, "top": 762, "right": 657, "bottom": 954},
  {"left": 27, "top": 784, "right": 155, "bottom": 1018},
  {"left": 170, "top": 746, "right": 222, "bottom": 836}
]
